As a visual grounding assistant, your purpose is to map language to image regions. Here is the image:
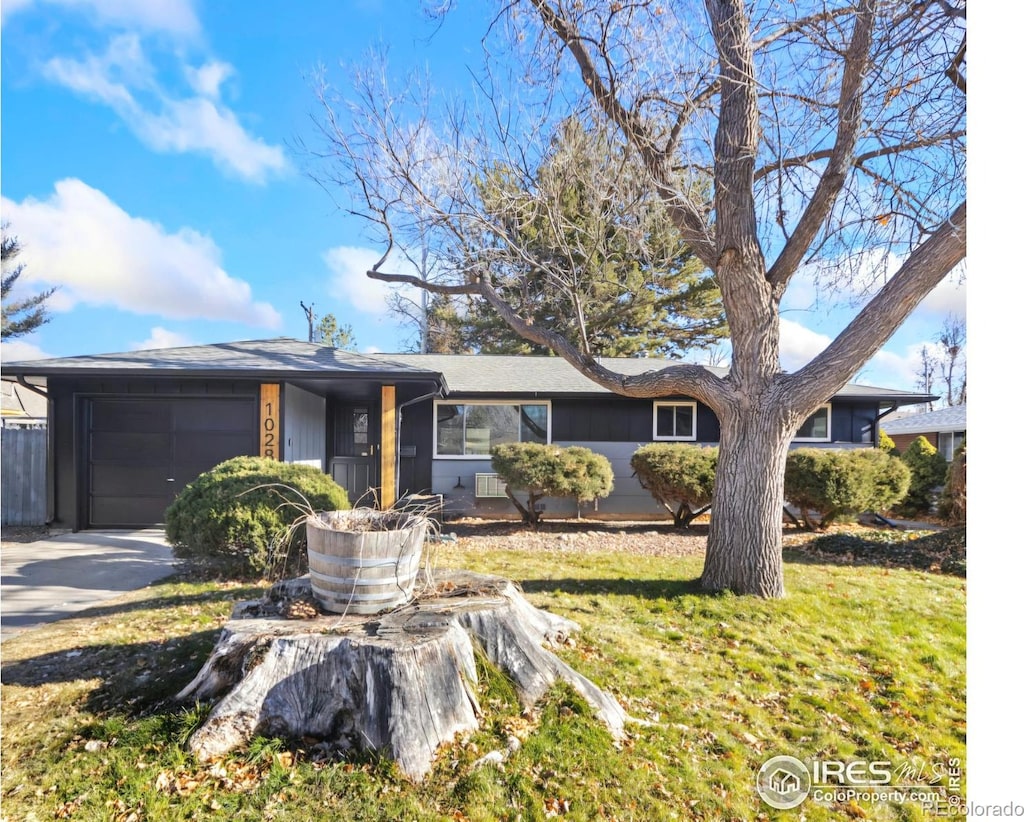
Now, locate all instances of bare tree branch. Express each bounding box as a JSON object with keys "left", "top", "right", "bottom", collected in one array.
[
  {"left": 766, "top": 0, "right": 877, "bottom": 292},
  {"left": 786, "top": 200, "right": 966, "bottom": 411}
]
